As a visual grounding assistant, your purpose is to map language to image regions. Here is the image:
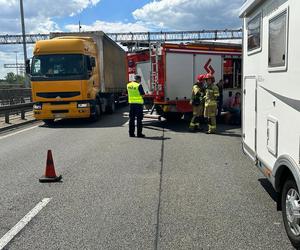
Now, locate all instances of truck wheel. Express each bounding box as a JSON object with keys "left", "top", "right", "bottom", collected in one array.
[
  {"left": 90, "top": 102, "right": 101, "bottom": 122},
  {"left": 106, "top": 99, "right": 115, "bottom": 114},
  {"left": 43, "top": 119, "right": 55, "bottom": 126},
  {"left": 282, "top": 177, "right": 300, "bottom": 248}
]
